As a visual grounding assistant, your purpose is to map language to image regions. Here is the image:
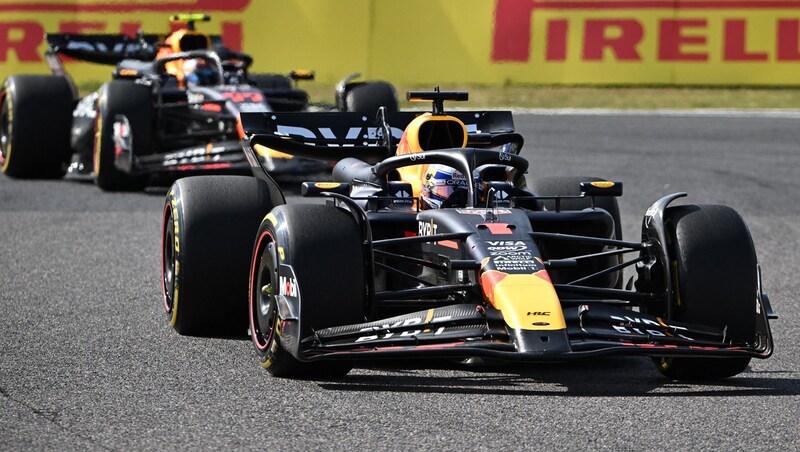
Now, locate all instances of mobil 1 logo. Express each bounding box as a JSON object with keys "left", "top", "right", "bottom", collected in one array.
[{"left": 485, "top": 241, "right": 542, "bottom": 272}]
